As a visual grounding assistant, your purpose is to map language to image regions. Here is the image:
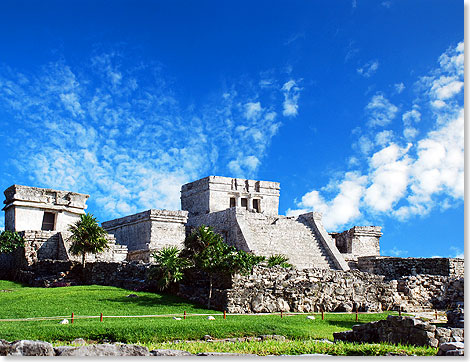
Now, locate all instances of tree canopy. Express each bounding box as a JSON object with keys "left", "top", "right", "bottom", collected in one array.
[{"left": 68, "top": 213, "right": 108, "bottom": 267}]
